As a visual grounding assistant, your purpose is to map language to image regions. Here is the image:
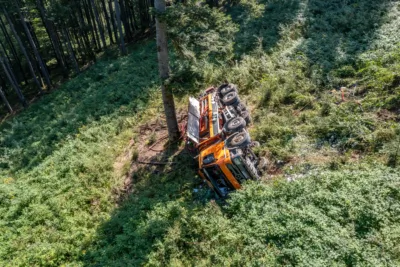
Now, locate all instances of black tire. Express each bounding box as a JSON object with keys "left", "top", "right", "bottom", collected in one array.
[
  {"left": 220, "top": 84, "right": 237, "bottom": 96},
  {"left": 223, "top": 117, "right": 246, "bottom": 135},
  {"left": 251, "top": 141, "right": 260, "bottom": 147},
  {"left": 222, "top": 91, "right": 240, "bottom": 106},
  {"left": 236, "top": 102, "right": 247, "bottom": 112},
  {"left": 227, "top": 132, "right": 251, "bottom": 148},
  {"left": 240, "top": 110, "right": 251, "bottom": 124}
]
